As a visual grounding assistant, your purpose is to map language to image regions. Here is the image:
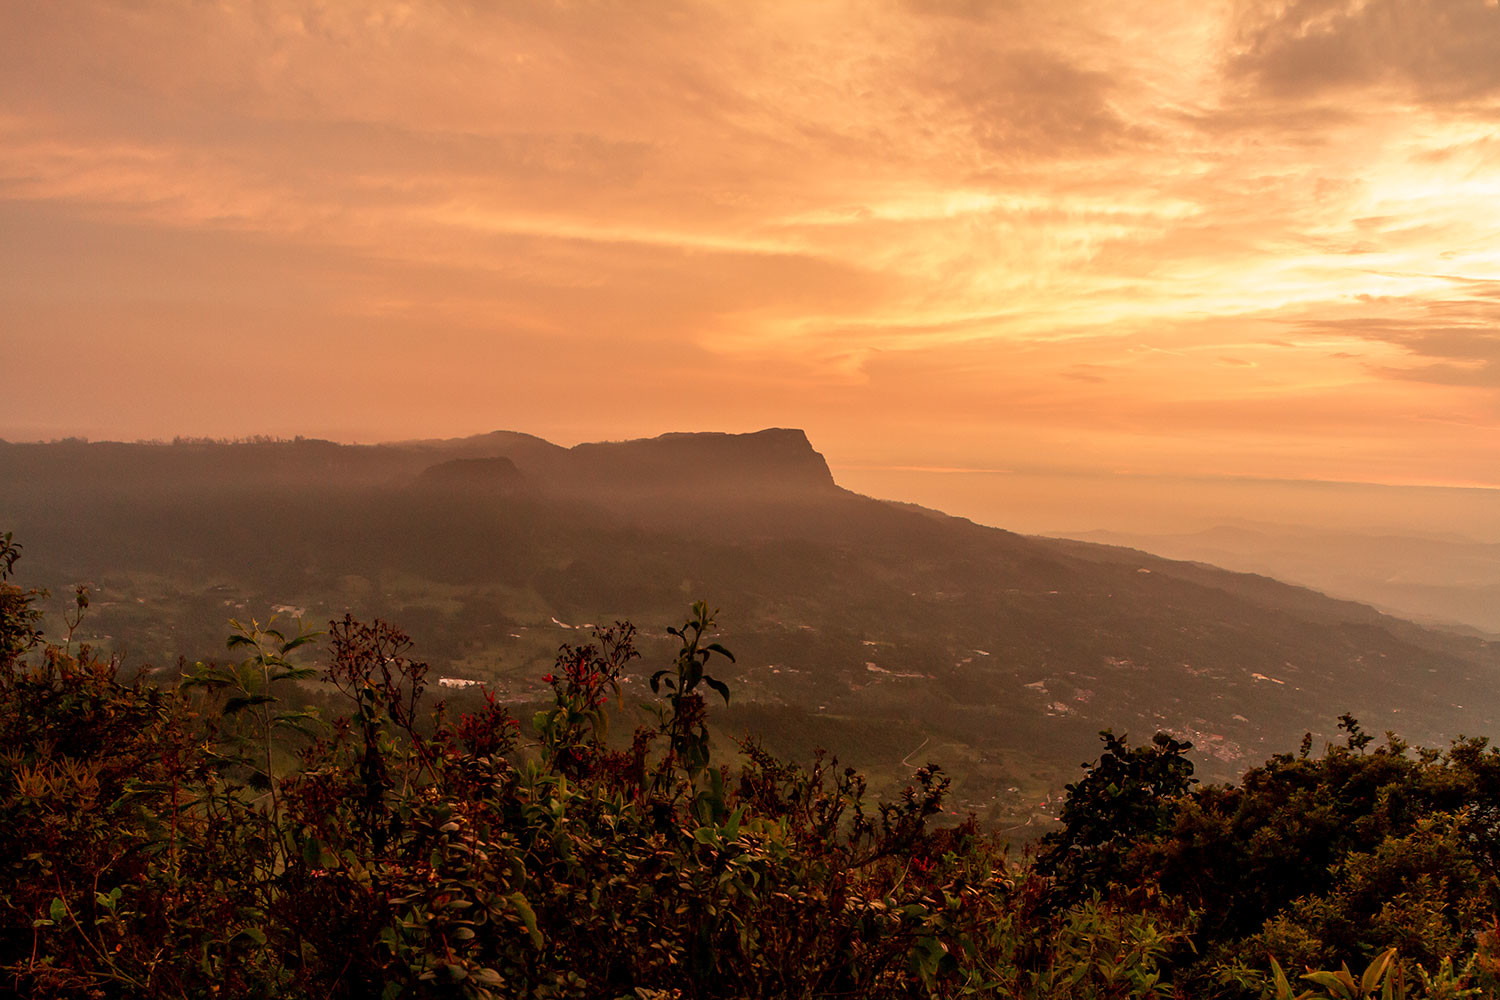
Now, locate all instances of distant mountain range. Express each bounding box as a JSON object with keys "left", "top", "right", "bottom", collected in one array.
[{"left": 4, "top": 429, "right": 1497, "bottom": 828}]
